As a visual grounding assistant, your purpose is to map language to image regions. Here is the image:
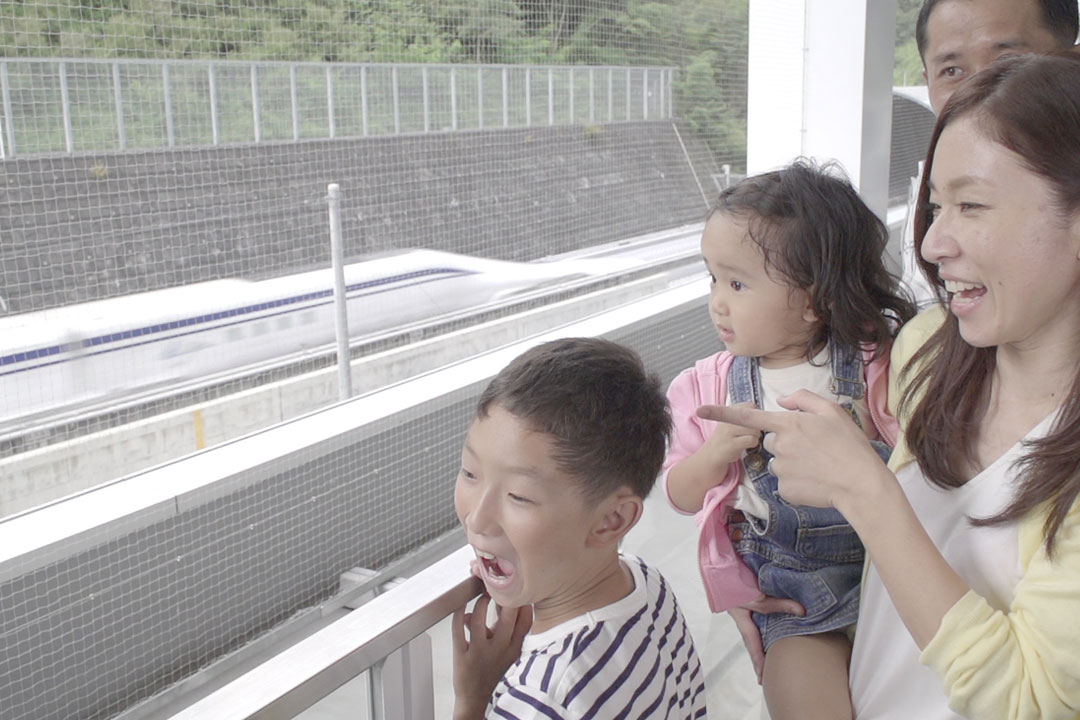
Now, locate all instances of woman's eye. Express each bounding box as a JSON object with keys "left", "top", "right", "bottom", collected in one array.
[
  {"left": 941, "top": 66, "right": 964, "bottom": 80},
  {"left": 459, "top": 467, "right": 476, "bottom": 481},
  {"left": 508, "top": 493, "right": 534, "bottom": 504},
  {"left": 926, "top": 203, "right": 941, "bottom": 221},
  {"left": 958, "top": 202, "right": 982, "bottom": 212}
]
